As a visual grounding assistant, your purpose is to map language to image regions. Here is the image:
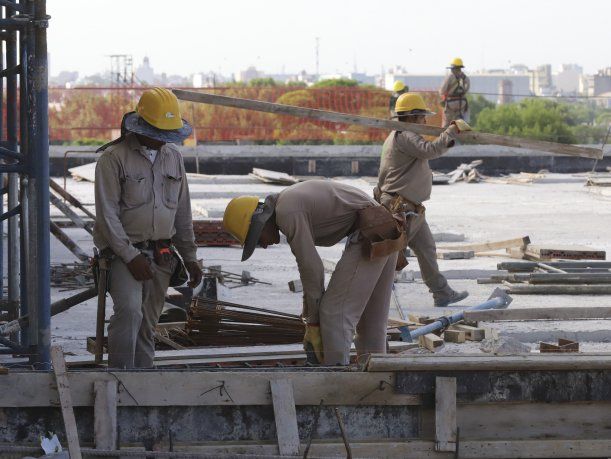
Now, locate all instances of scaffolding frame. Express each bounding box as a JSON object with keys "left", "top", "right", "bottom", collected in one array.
[{"left": 0, "top": 0, "right": 50, "bottom": 368}]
